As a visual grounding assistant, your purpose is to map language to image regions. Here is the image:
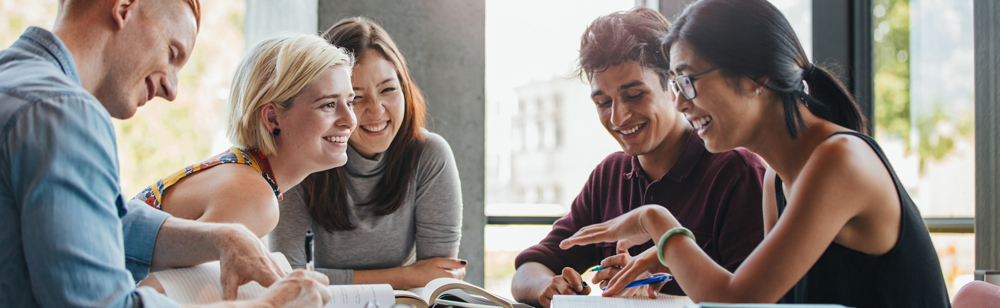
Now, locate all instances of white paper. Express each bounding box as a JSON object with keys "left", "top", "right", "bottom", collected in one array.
[
  {"left": 551, "top": 295, "right": 695, "bottom": 308},
  {"left": 152, "top": 253, "right": 293, "bottom": 304},
  {"left": 324, "top": 284, "right": 394, "bottom": 308}
]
